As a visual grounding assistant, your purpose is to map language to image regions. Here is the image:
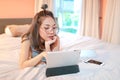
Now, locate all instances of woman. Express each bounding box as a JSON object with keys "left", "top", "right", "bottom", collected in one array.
[{"left": 19, "top": 5, "right": 60, "bottom": 69}]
